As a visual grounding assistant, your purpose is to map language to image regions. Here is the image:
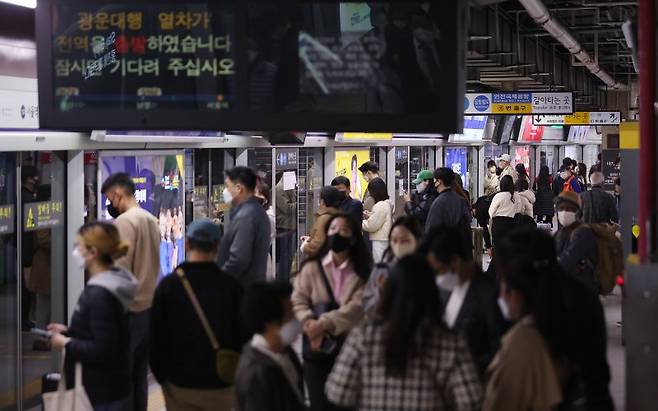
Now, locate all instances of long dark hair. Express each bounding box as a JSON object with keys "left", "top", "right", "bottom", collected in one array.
[
  {"left": 377, "top": 255, "right": 443, "bottom": 377},
  {"left": 495, "top": 229, "right": 570, "bottom": 358},
  {"left": 516, "top": 163, "right": 529, "bottom": 180},
  {"left": 304, "top": 213, "right": 372, "bottom": 280},
  {"left": 381, "top": 216, "right": 423, "bottom": 262},
  {"left": 499, "top": 175, "right": 515, "bottom": 203},
  {"left": 536, "top": 165, "right": 551, "bottom": 190}
]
